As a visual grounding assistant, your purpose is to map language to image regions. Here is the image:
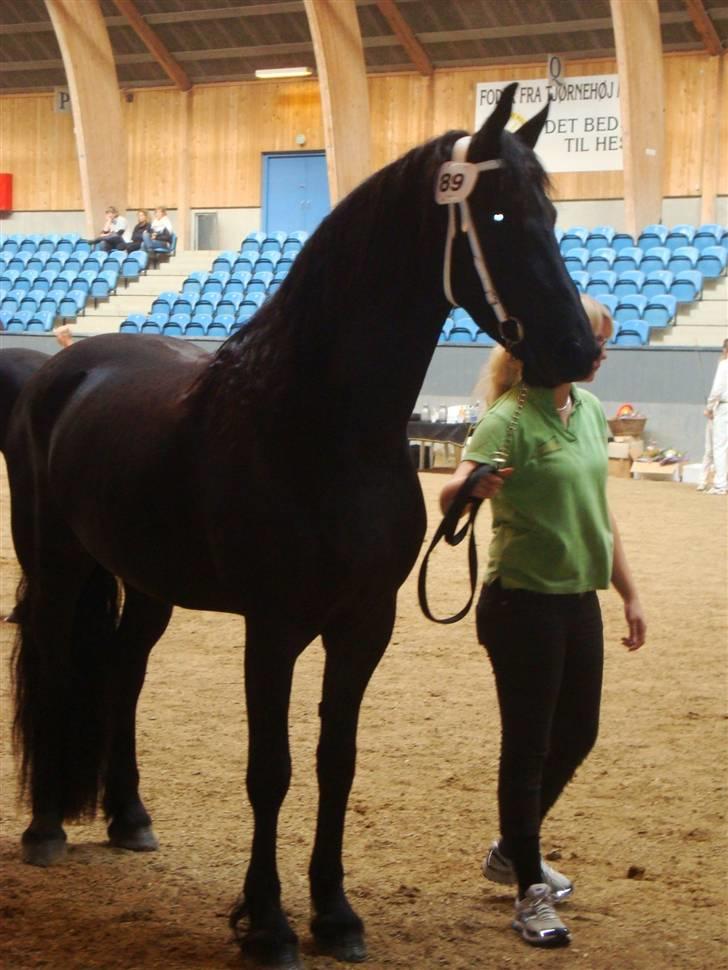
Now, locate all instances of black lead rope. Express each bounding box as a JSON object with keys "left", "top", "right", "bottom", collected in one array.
[{"left": 417, "top": 462, "right": 498, "bottom": 624}]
